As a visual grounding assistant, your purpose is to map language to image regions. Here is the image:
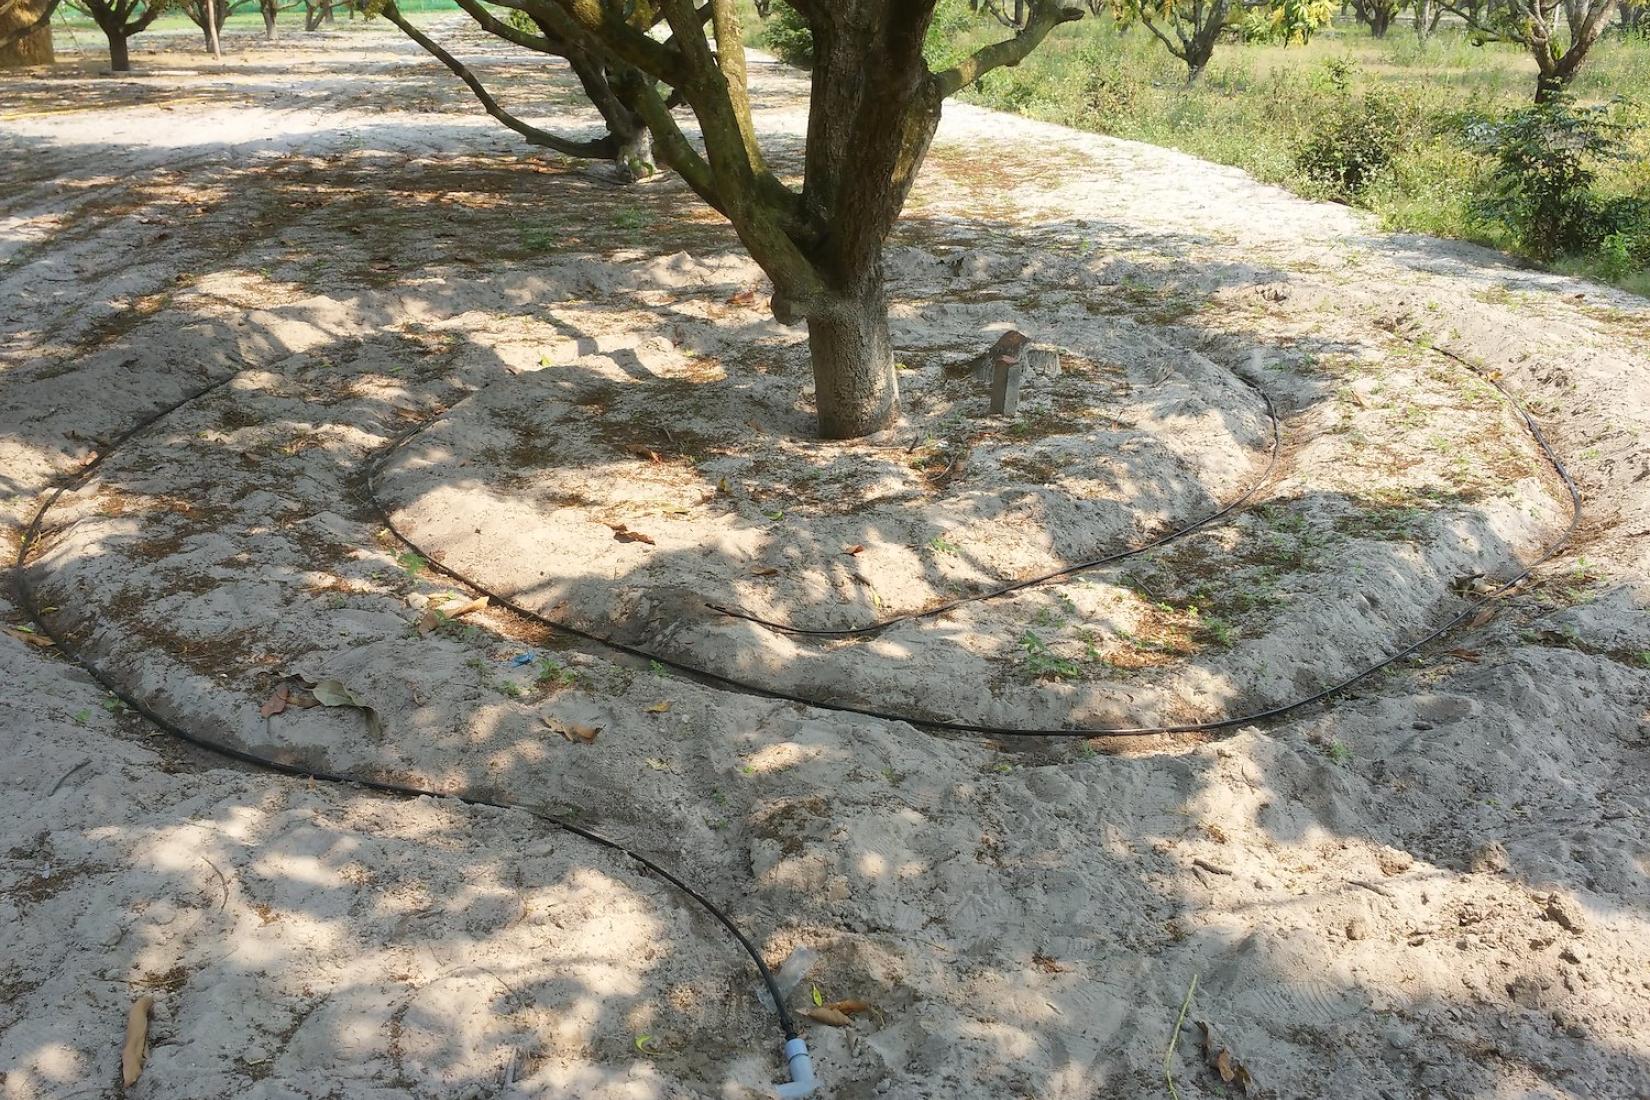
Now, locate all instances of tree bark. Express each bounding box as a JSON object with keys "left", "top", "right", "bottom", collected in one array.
[
  {"left": 806, "top": 277, "right": 899, "bottom": 440},
  {"left": 107, "top": 27, "right": 129, "bottom": 69},
  {"left": 0, "top": 0, "right": 55, "bottom": 67}
]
